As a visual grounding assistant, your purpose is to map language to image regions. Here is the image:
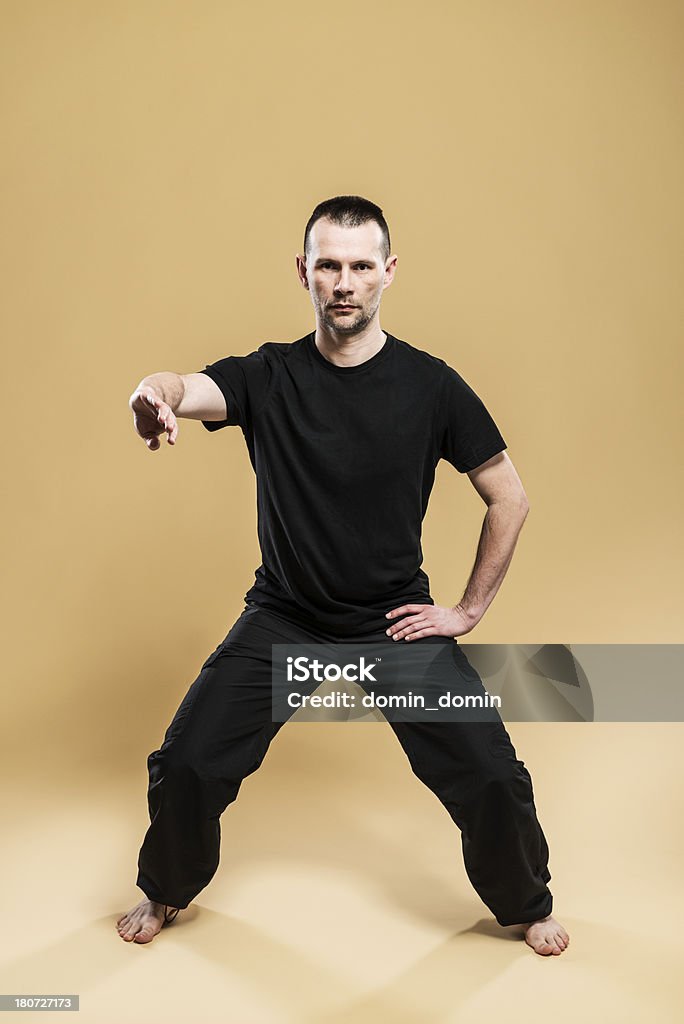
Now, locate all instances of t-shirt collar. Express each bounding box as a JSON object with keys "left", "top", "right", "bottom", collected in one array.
[{"left": 307, "top": 330, "right": 395, "bottom": 374}]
